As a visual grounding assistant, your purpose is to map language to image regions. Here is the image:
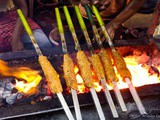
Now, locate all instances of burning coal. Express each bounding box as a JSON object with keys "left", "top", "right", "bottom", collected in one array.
[{"left": 0, "top": 60, "right": 42, "bottom": 94}]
